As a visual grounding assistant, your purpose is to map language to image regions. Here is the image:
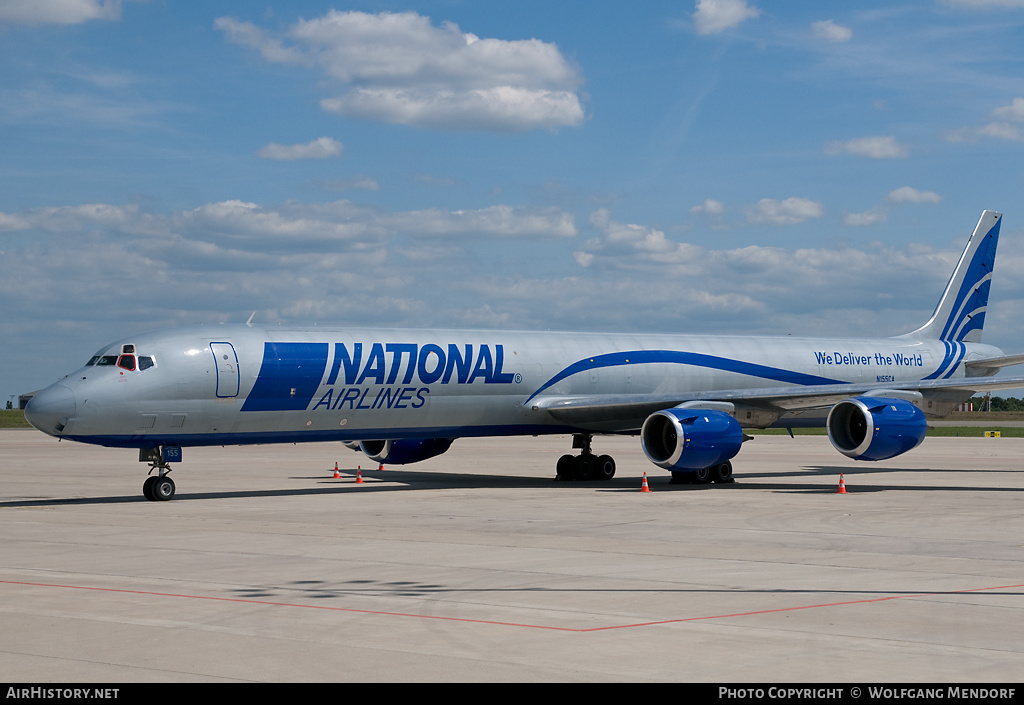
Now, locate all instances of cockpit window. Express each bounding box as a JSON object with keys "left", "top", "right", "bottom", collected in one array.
[{"left": 87, "top": 352, "right": 154, "bottom": 370}]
